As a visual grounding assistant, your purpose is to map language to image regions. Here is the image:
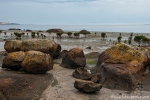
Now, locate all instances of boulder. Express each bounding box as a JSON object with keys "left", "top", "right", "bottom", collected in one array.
[
  {"left": 85, "top": 46, "right": 91, "bottom": 49},
  {"left": 46, "top": 29, "right": 64, "bottom": 33},
  {"left": 59, "top": 50, "right": 68, "bottom": 58},
  {"left": 79, "top": 30, "right": 91, "bottom": 34},
  {"left": 91, "top": 74, "right": 100, "bottom": 83},
  {"left": 4, "top": 40, "right": 22, "bottom": 53},
  {"left": 61, "top": 48, "right": 86, "bottom": 69},
  {"left": 2, "top": 51, "right": 26, "bottom": 70},
  {"left": 22, "top": 50, "right": 53, "bottom": 74},
  {"left": 72, "top": 67, "right": 92, "bottom": 80},
  {"left": 92, "top": 43, "right": 147, "bottom": 91},
  {"left": 4, "top": 39, "right": 61, "bottom": 58},
  {"left": 74, "top": 79, "right": 102, "bottom": 93}
]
